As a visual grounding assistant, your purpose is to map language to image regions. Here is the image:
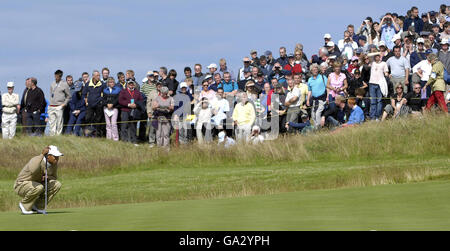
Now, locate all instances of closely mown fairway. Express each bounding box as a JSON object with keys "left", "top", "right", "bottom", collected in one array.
[
  {"left": 1, "top": 180, "right": 449, "bottom": 231},
  {"left": 0, "top": 115, "right": 449, "bottom": 230}
]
